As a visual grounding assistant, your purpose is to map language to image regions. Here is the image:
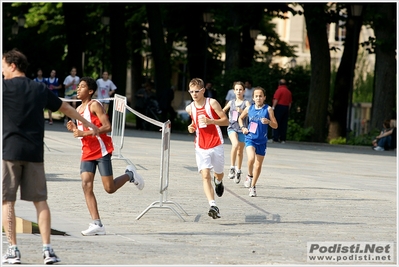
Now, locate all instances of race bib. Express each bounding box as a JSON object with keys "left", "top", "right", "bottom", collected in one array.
[{"left": 249, "top": 122, "right": 258, "bottom": 133}]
